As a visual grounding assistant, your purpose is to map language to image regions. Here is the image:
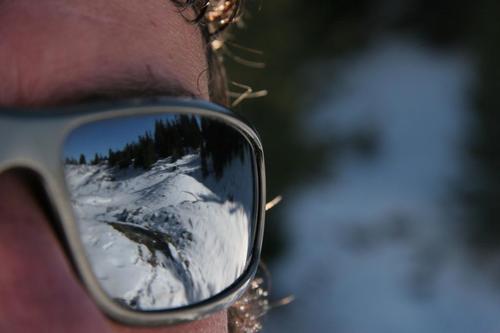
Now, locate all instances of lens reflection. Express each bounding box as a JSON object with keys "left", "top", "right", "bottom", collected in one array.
[{"left": 63, "top": 113, "right": 255, "bottom": 310}]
